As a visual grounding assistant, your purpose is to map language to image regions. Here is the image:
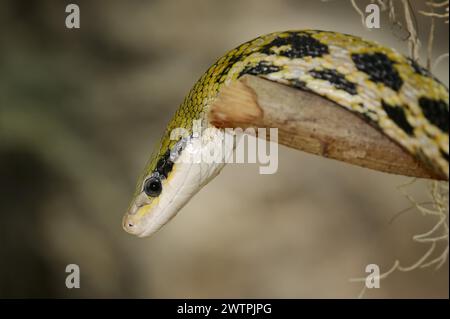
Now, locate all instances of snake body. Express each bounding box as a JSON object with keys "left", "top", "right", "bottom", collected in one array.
[{"left": 124, "top": 30, "right": 449, "bottom": 237}]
